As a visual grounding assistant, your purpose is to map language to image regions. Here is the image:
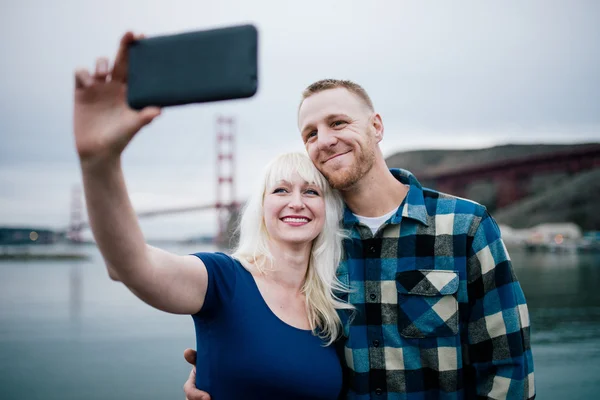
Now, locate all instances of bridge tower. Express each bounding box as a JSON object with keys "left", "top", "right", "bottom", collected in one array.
[
  {"left": 215, "top": 116, "right": 238, "bottom": 246},
  {"left": 67, "top": 184, "right": 83, "bottom": 242}
]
